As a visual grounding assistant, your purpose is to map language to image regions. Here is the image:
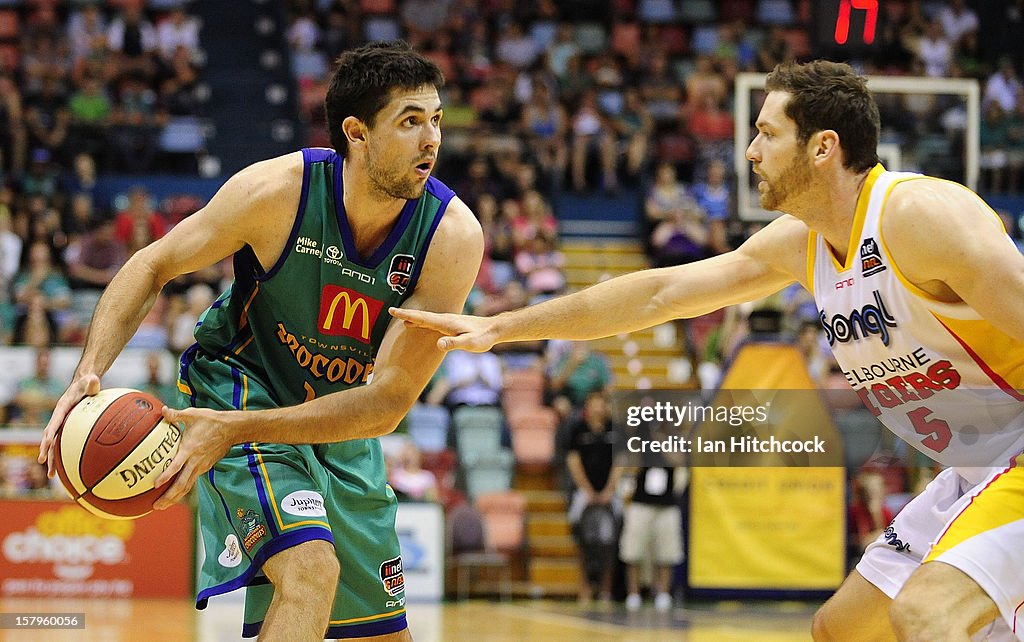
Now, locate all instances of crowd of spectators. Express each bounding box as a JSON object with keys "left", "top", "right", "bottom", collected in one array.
[{"left": 2, "top": 2, "right": 1023, "bottom": 592}]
